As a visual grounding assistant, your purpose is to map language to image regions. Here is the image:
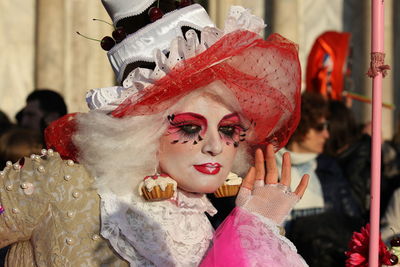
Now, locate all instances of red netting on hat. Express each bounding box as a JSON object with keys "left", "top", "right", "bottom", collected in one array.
[
  {"left": 45, "top": 113, "right": 79, "bottom": 161},
  {"left": 112, "top": 30, "right": 301, "bottom": 149}
]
